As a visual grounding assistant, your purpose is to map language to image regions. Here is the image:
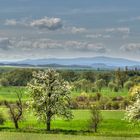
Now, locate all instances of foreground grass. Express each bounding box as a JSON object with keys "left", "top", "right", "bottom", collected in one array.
[{"left": 0, "top": 132, "right": 140, "bottom": 140}]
